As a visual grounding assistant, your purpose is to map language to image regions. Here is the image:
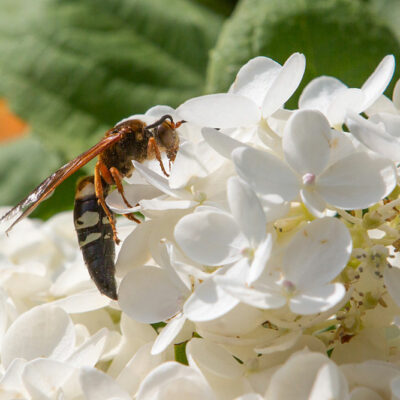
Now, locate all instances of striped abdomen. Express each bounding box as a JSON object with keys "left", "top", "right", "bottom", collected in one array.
[{"left": 73, "top": 176, "right": 117, "bottom": 300}]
